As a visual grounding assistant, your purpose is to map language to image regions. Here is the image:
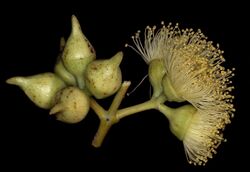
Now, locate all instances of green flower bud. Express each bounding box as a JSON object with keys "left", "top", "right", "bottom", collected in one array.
[
  {"left": 62, "top": 15, "right": 96, "bottom": 89},
  {"left": 6, "top": 73, "right": 66, "bottom": 109},
  {"left": 148, "top": 59, "right": 165, "bottom": 98},
  {"left": 50, "top": 86, "right": 90, "bottom": 124},
  {"left": 54, "top": 57, "right": 77, "bottom": 86},
  {"left": 162, "top": 75, "right": 185, "bottom": 102},
  {"left": 158, "top": 104, "right": 196, "bottom": 140},
  {"left": 85, "top": 51, "right": 123, "bottom": 99},
  {"left": 54, "top": 37, "right": 77, "bottom": 86}
]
